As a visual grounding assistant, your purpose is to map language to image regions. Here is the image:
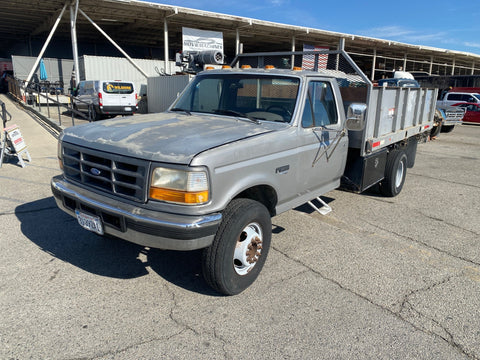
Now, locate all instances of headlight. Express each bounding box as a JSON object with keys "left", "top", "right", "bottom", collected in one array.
[{"left": 149, "top": 167, "right": 209, "bottom": 205}]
